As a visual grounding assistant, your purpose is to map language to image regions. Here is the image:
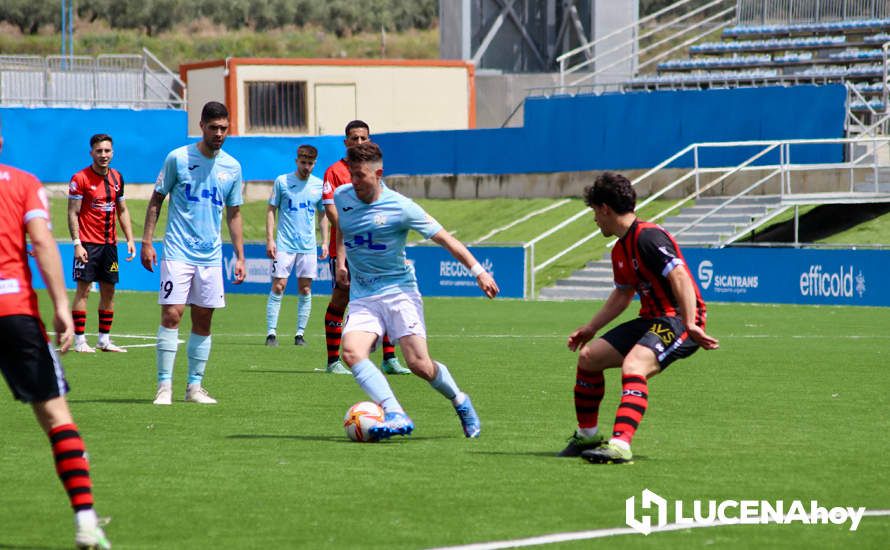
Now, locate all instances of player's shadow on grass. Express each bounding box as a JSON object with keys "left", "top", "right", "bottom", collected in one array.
[
  {"left": 0, "top": 543, "right": 67, "bottom": 550},
  {"left": 471, "top": 450, "right": 651, "bottom": 461},
  {"left": 227, "top": 434, "right": 451, "bottom": 442},
  {"left": 243, "top": 369, "right": 319, "bottom": 375},
  {"left": 67, "top": 398, "right": 148, "bottom": 405}
]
